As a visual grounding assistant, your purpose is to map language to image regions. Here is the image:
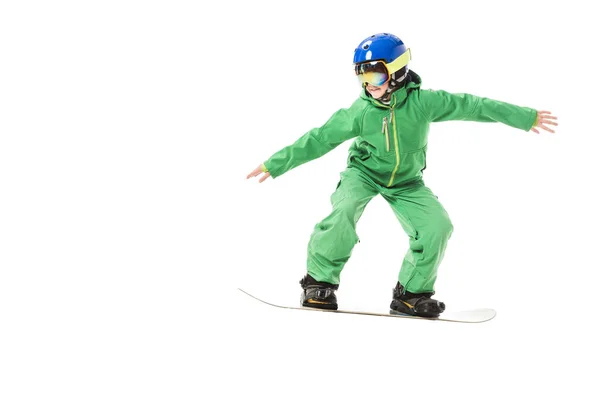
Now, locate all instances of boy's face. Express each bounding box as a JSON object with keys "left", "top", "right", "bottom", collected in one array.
[{"left": 366, "top": 81, "right": 390, "bottom": 99}]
